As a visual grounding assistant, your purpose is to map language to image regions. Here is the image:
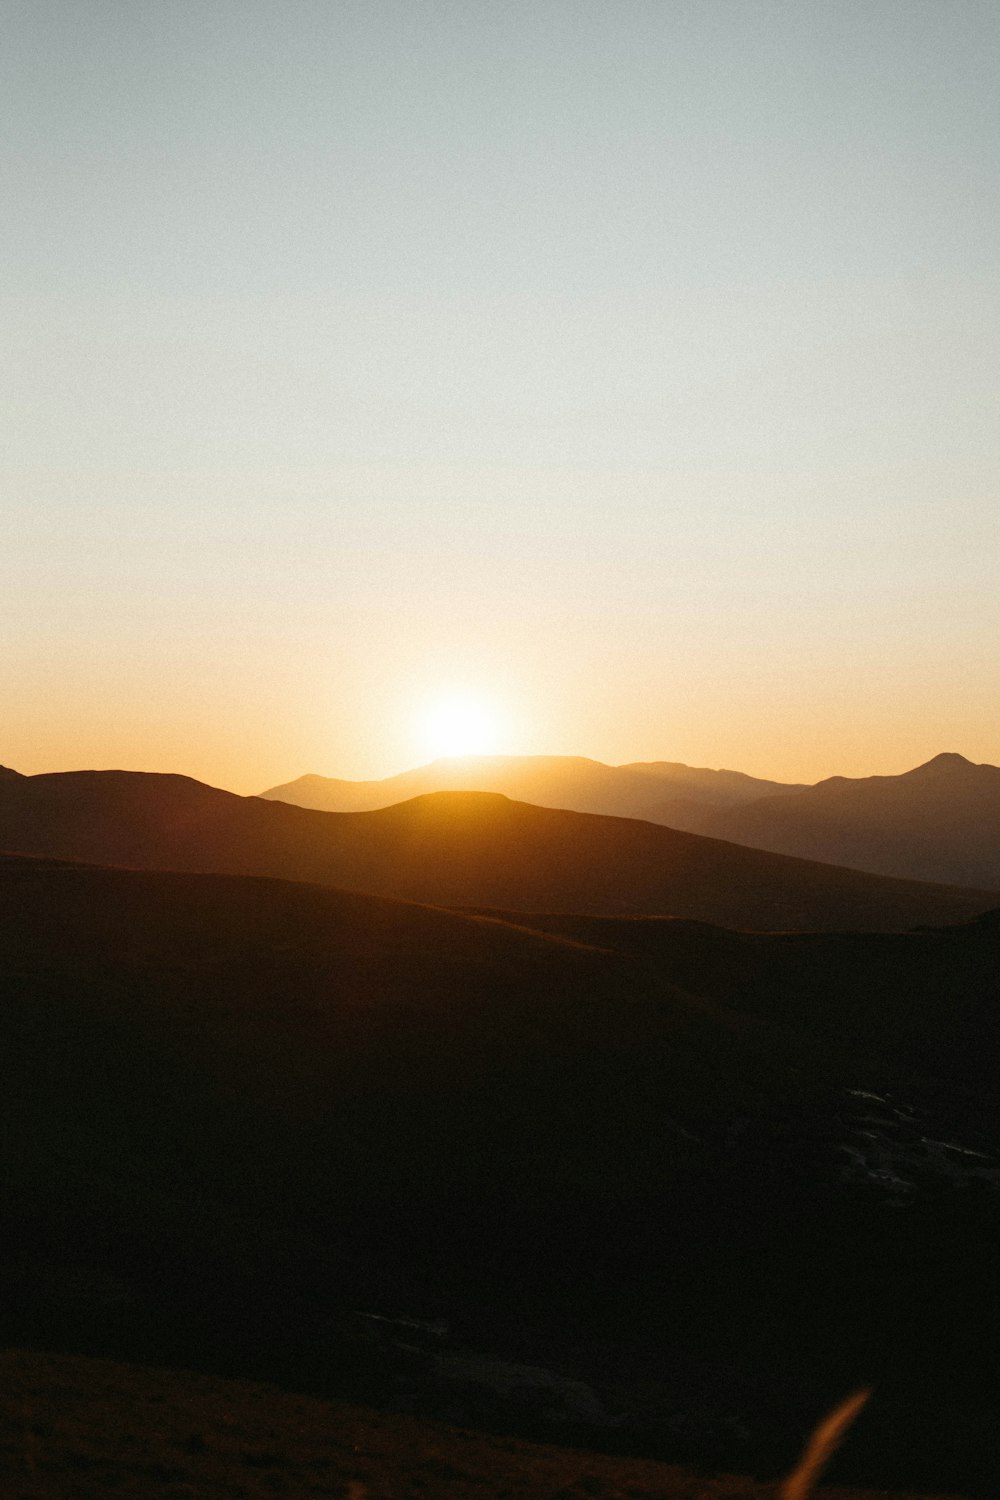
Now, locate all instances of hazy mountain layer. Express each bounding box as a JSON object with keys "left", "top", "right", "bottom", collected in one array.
[
  {"left": 260, "top": 753, "right": 805, "bottom": 819},
  {"left": 263, "top": 750, "right": 1000, "bottom": 888},
  {"left": 1, "top": 766, "right": 997, "bottom": 930},
  {"left": 676, "top": 753, "right": 1000, "bottom": 887}
]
